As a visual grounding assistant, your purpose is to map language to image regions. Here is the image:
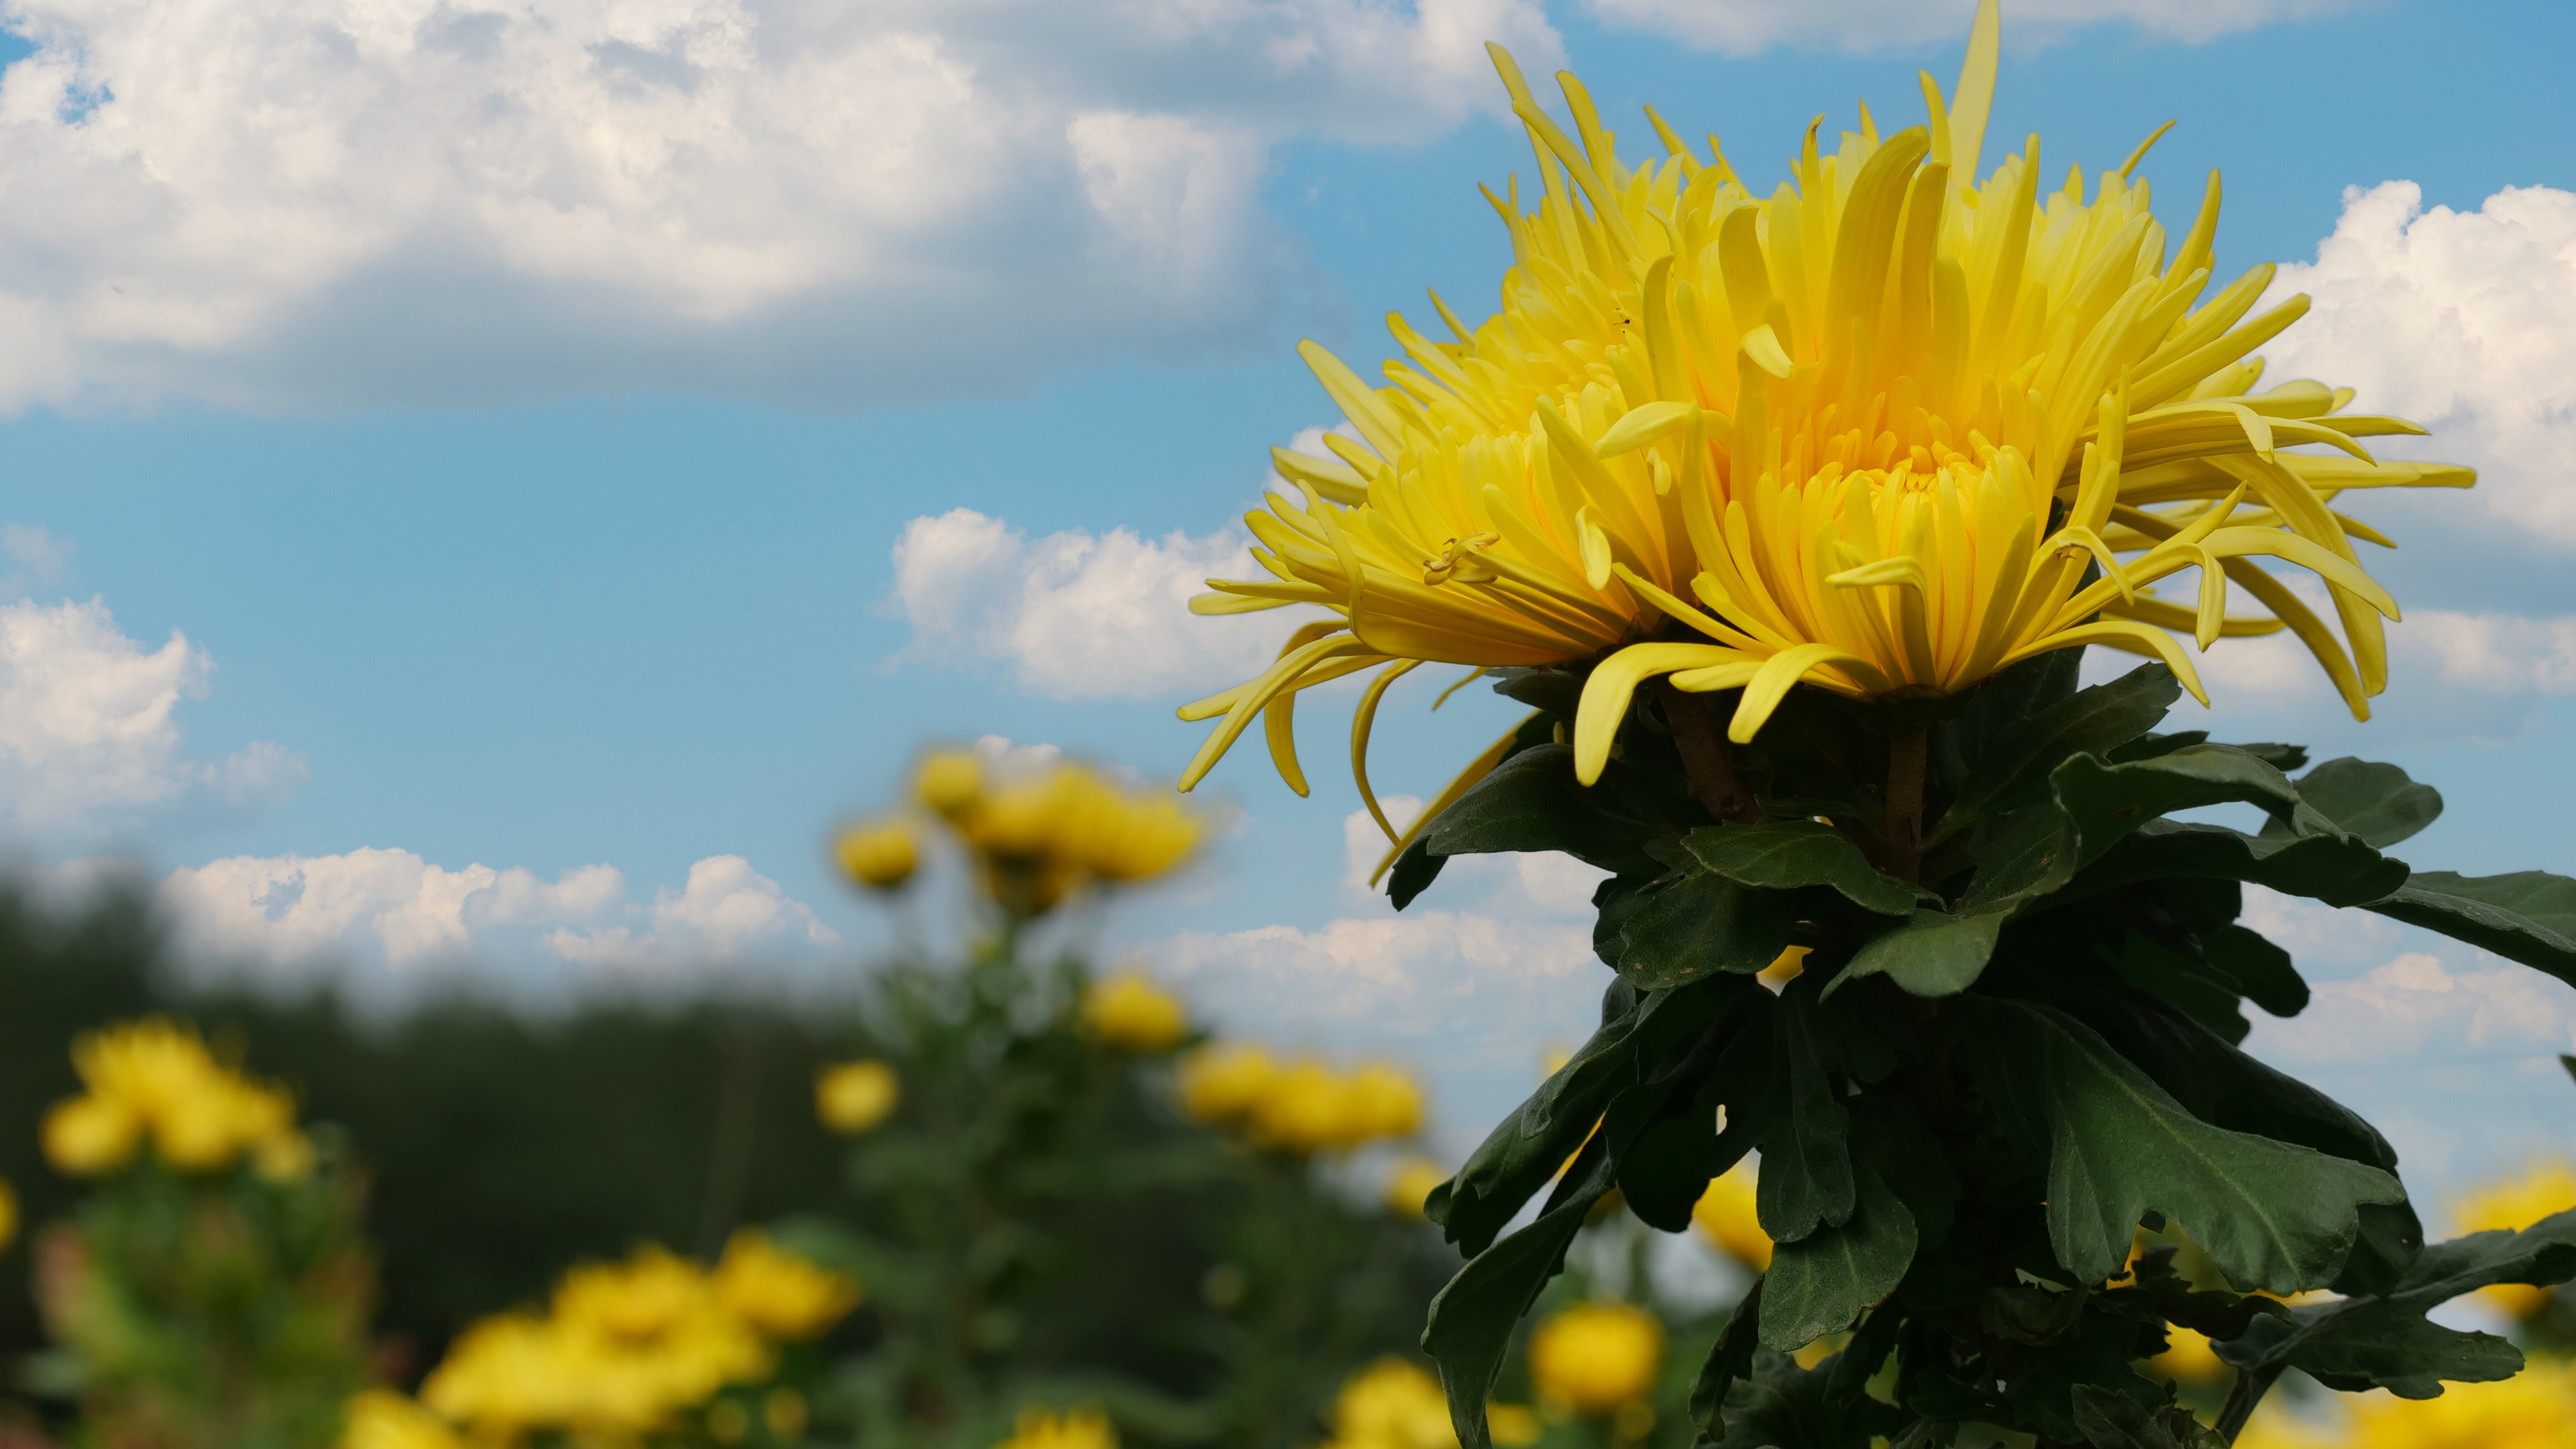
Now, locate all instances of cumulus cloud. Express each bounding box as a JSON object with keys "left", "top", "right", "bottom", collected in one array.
[
  {"left": 887, "top": 507, "right": 1321, "bottom": 701},
  {"left": 2264, "top": 181, "right": 2576, "bottom": 543},
  {"left": 158, "top": 847, "right": 838, "bottom": 991},
  {"left": 0, "top": 596, "right": 305, "bottom": 844},
  {"left": 0, "top": 0, "right": 1559, "bottom": 410},
  {"left": 1585, "top": 0, "right": 2351, "bottom": 53}
]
